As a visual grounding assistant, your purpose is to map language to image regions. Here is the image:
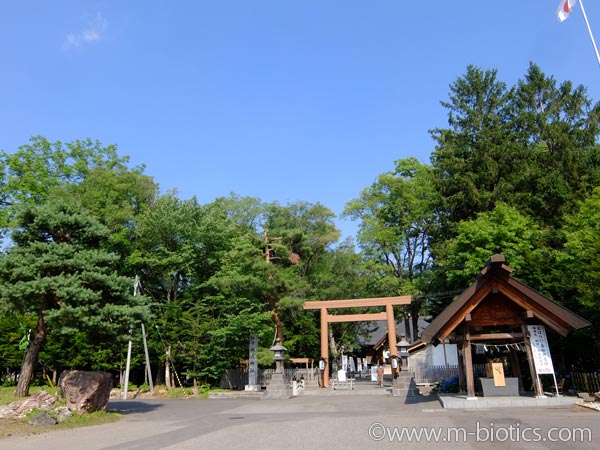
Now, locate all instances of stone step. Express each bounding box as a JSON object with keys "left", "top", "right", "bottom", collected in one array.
[
  {"left": 392, "top": 388, "right": 420, "bottom": 397},
  {"left": 208, "top": 391, "right": 265, "bottom": 399}
]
